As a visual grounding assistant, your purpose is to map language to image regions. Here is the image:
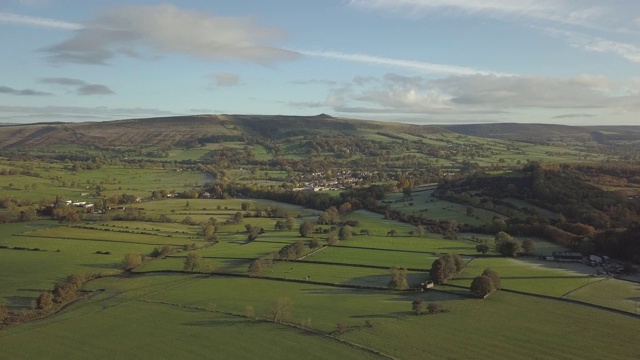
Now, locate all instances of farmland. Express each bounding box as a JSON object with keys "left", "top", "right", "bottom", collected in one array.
[{"left": 1, "top": 116, "right": 639, "bottom": 359}]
